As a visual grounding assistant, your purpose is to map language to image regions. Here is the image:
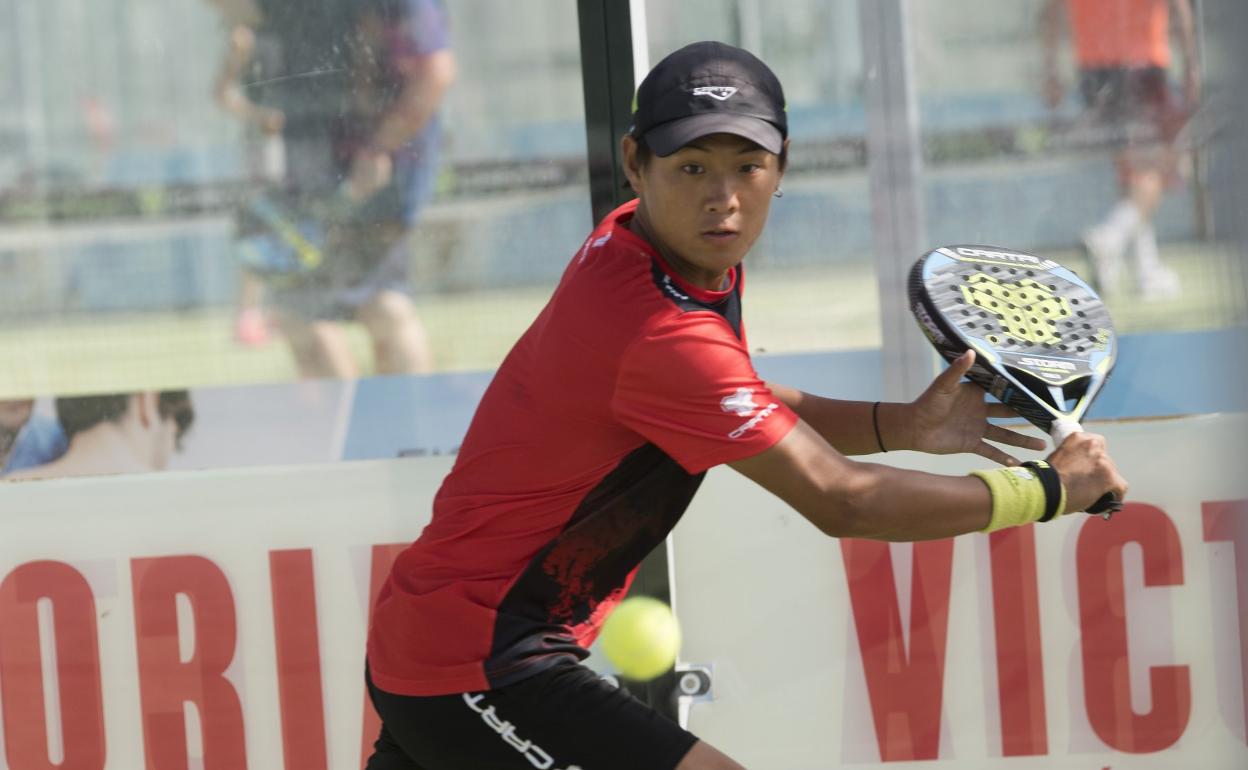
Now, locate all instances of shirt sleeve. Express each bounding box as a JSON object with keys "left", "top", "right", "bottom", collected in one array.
[
  {"left": 611, "top": 313, "right": 798, "bottom": 475},
  {"left": 390, "top": 0, "right": 451, "bottom": 60}
]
